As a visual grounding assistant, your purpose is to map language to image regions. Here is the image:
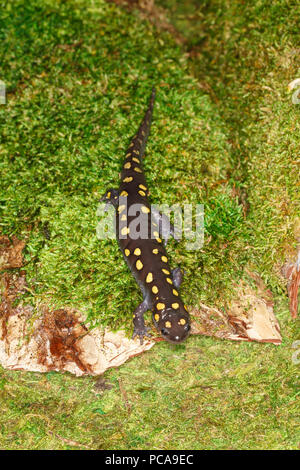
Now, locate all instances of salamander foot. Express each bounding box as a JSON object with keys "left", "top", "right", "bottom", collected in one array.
[{"left": 132, "top": 325, "right": 152, "bottom": 345}]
